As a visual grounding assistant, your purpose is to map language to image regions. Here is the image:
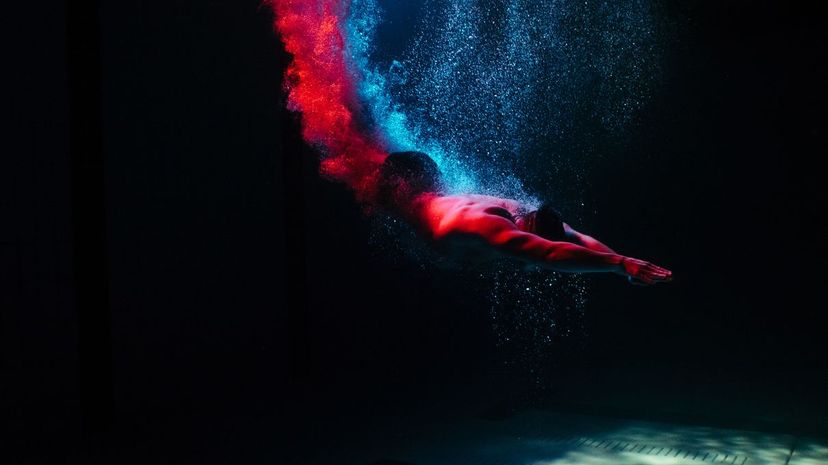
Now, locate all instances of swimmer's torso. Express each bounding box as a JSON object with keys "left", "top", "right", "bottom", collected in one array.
[{"left": 421, "top": 194, "right": 531, "bottom": 264}]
